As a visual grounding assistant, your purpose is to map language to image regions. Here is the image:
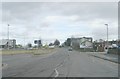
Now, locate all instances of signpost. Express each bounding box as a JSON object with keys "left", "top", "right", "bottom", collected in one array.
[{"left": 34, "top": 40, "right": 42, "bottom": 49}]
